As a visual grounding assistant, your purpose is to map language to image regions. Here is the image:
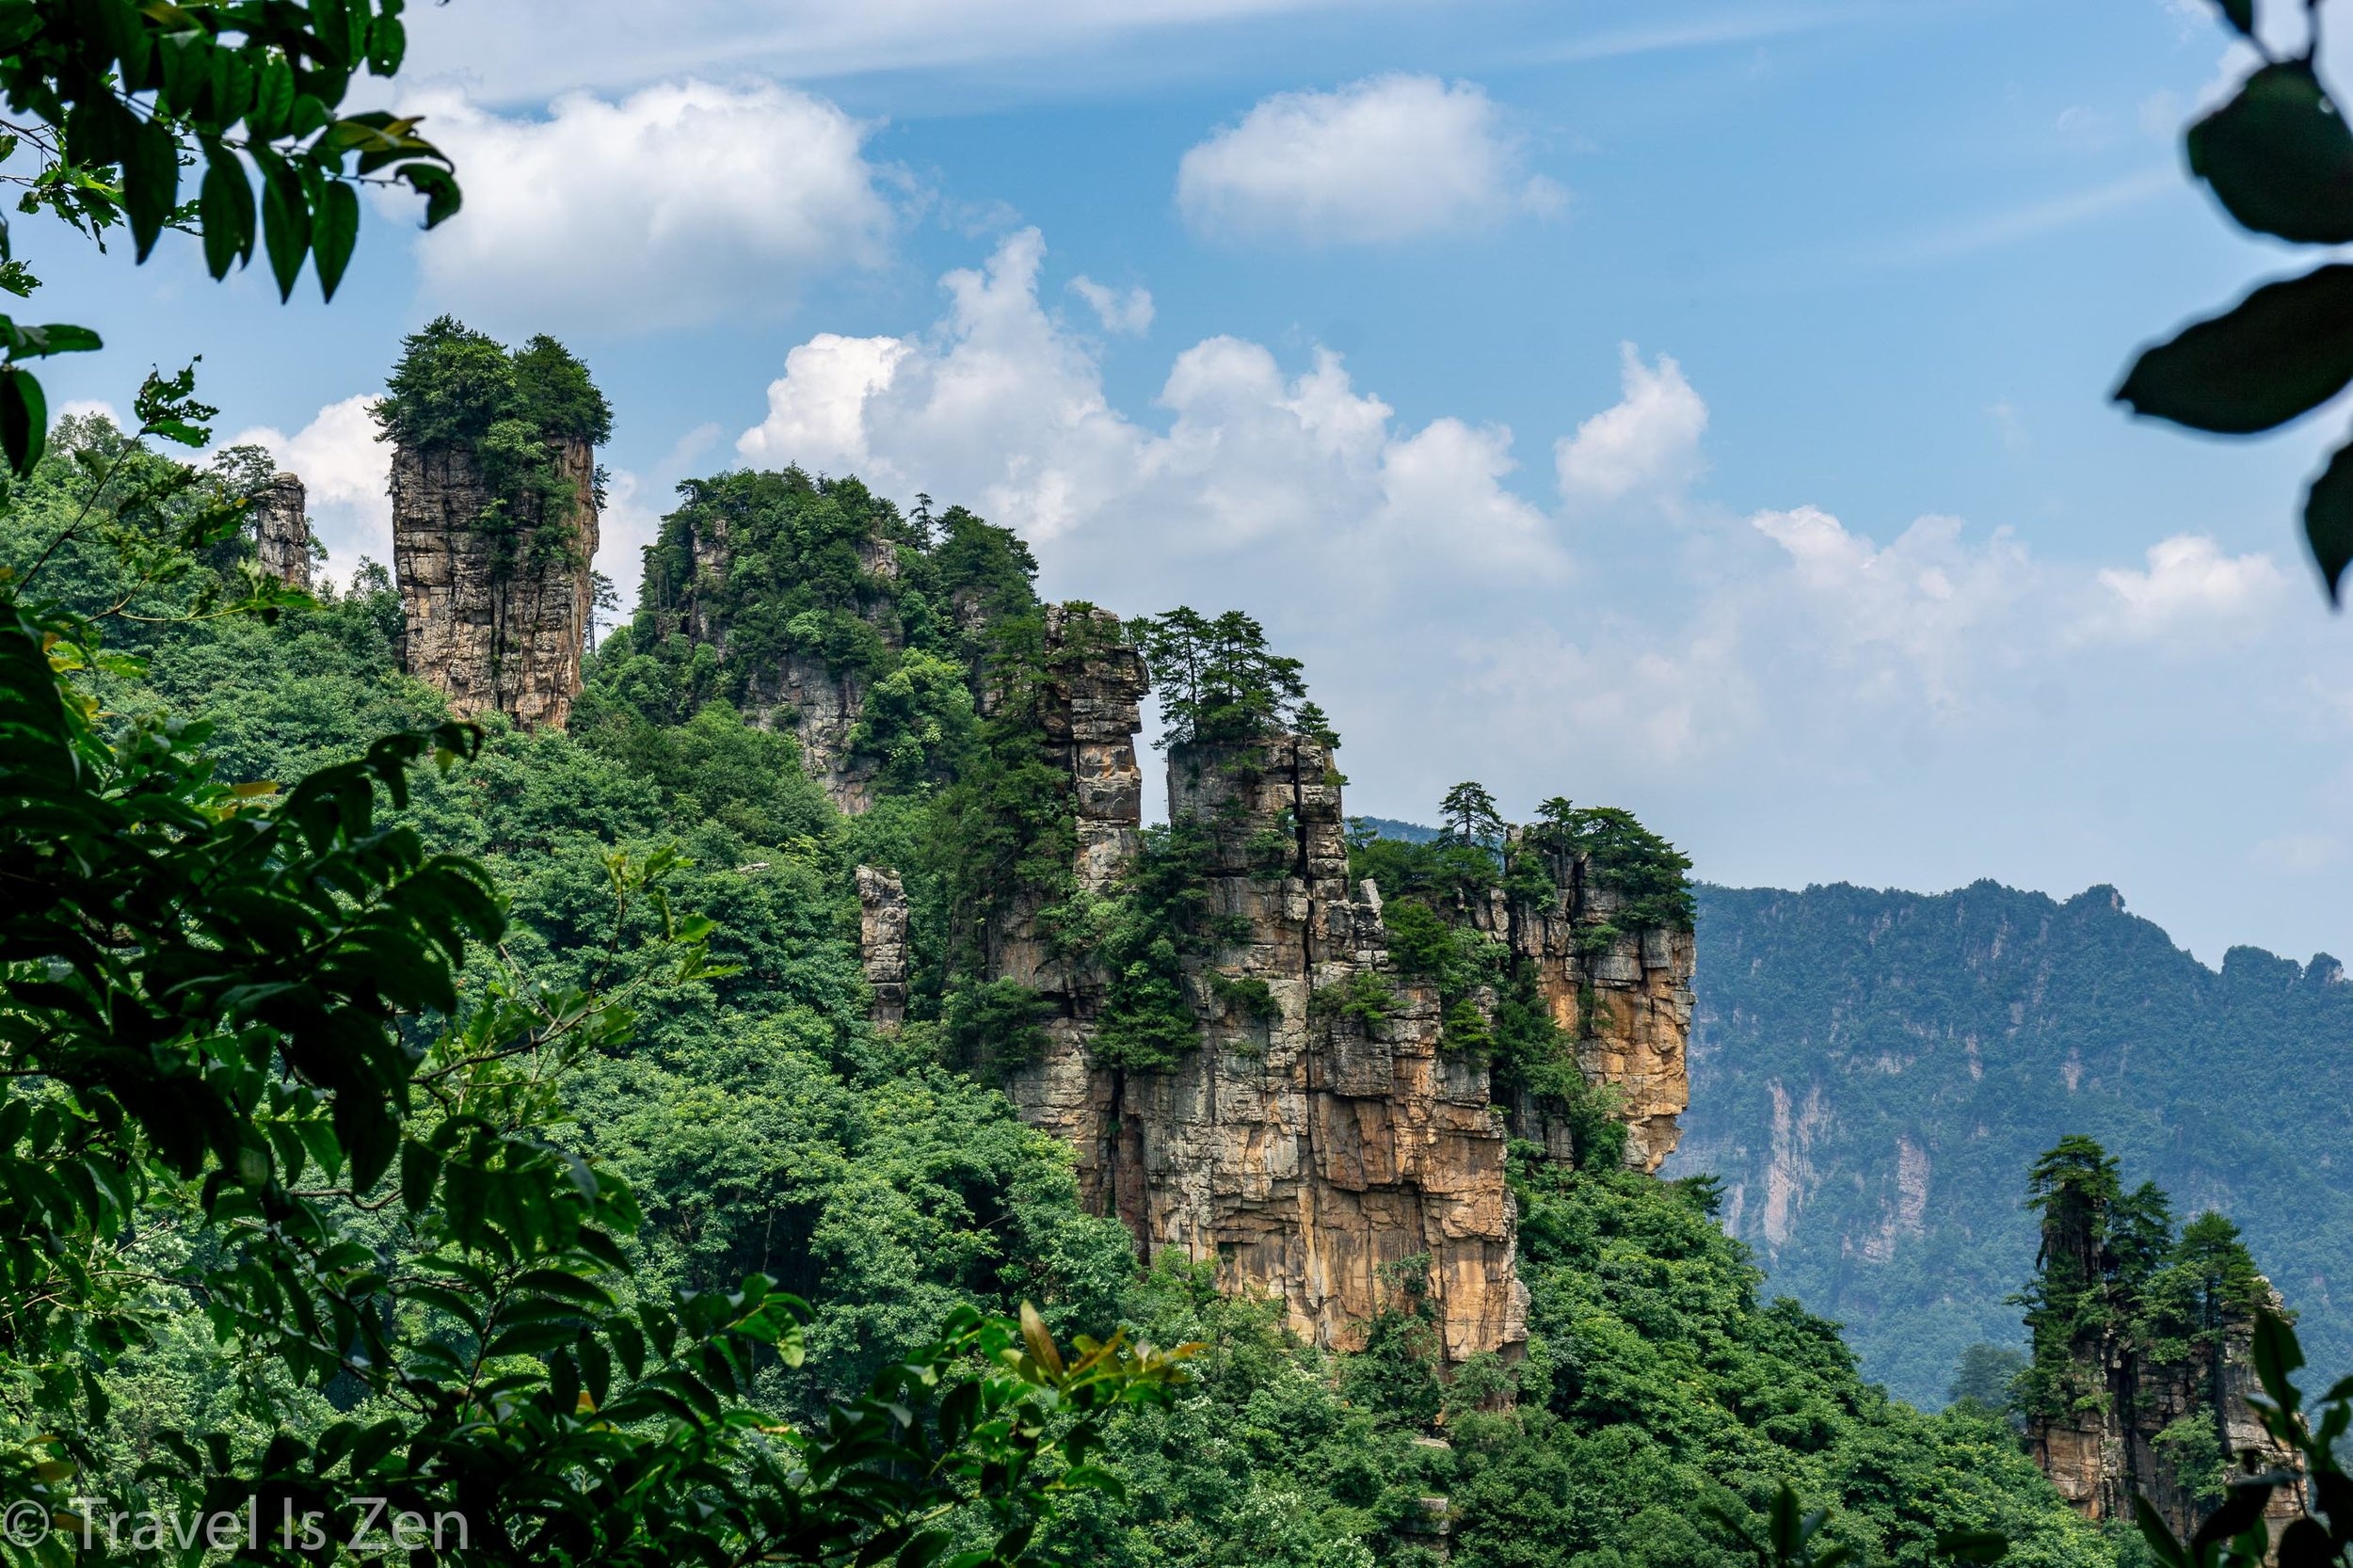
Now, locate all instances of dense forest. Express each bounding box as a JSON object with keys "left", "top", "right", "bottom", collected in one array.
[
  {"left": 0, "top": 363, "right": 2122, "bottom": 1562},
  {"left": 1669, "top": 880, "right": 2353, "bottom": 1411}
]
